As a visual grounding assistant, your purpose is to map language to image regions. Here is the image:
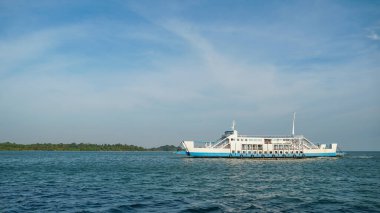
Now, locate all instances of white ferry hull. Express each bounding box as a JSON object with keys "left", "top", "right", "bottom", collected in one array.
[
  {"left": 185, "top": 151, "right": 337, "bottom": 158},
  {"left": 182, "top": 144, "right": 337, "bottom": 158}
]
